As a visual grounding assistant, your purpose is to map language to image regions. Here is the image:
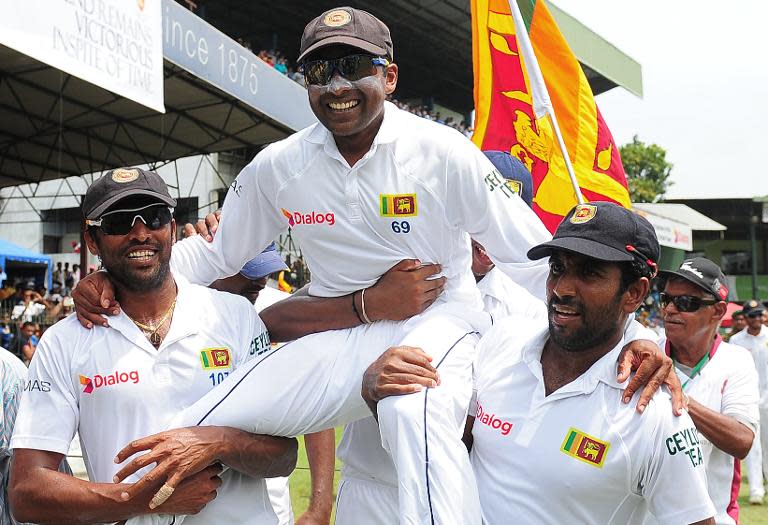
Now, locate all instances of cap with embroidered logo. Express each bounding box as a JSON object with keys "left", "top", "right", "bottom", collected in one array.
[
  {"left": 298, "top": 7, "right": 393, "bottom": 62},
  {"left": 742, "top": 299, "right": 765, "bottom": 316},
  {"left": 659, "top": 257, "right": 729, "bottom": 301},
  {"left": 527, "top": 201, "right": 660, "bottom": 275},
  {"left": 82, "top": 167, "right": 176, "bottom": 220}
]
